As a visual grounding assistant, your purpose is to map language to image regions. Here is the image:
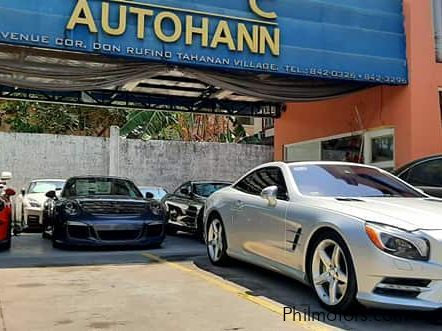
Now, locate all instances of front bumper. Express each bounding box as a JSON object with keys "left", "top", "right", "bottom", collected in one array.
[
  {"left": 24, "top": 207, "right": 44, "bottom": 229},
  {"left": 353, "top": 229, "right": 442, "bottom": 311},
  {"left": 53, "top": 220, "right": 166, "bottom": 247}
]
